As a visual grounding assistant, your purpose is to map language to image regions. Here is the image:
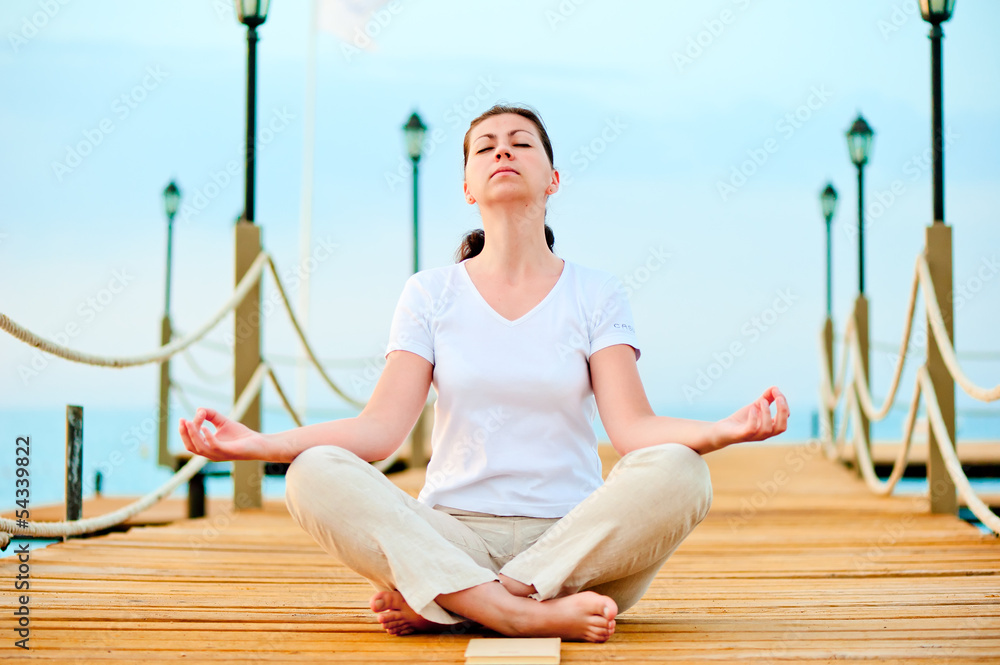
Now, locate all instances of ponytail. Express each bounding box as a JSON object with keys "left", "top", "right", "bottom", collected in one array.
[{"left": 454, "top": 224, "right": 555, "bottom": 262}]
